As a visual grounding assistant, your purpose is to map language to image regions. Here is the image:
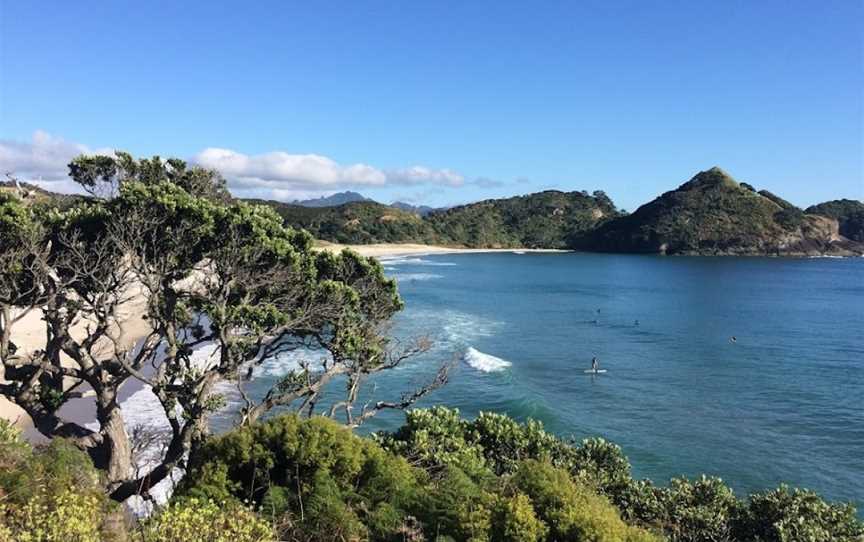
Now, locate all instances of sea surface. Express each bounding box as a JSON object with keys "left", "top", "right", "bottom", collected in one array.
[{"left": 214, "top": 252, "right": 864, "bottom": 510}]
